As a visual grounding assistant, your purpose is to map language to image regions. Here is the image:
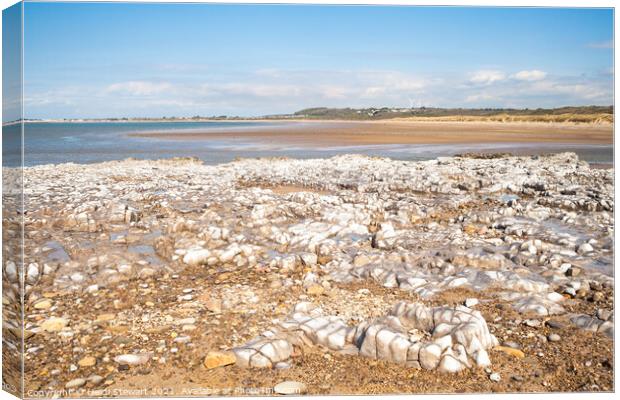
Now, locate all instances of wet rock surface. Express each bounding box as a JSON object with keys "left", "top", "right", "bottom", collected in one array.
[{"left": 3, "top": 152, "right": 613, "bottom": 394}]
